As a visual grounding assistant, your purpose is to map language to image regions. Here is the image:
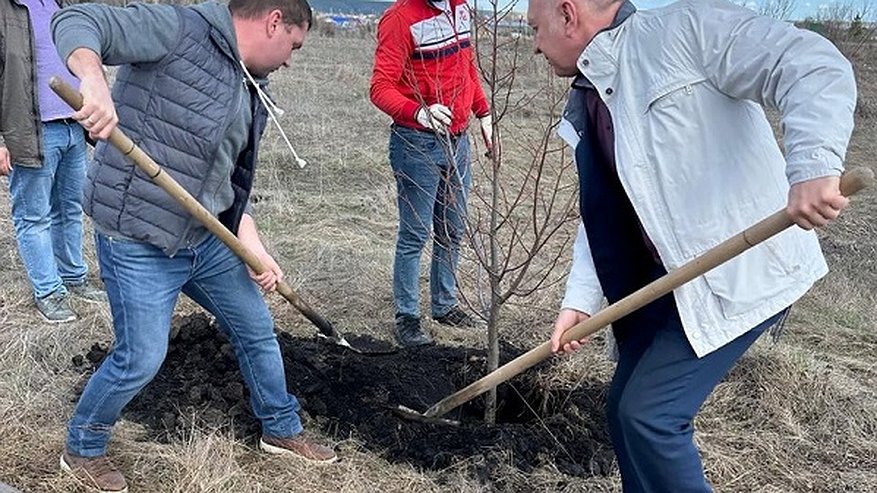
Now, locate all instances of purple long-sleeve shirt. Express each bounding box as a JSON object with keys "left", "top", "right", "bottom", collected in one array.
[{"left": 22, "top": 0, "right": 79, "bottom": 122}]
